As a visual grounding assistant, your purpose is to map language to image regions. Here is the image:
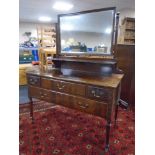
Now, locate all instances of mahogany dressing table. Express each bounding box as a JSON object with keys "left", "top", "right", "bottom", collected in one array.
[{"left": 26, "top": 7, "right": 123, "bottom": 152}]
